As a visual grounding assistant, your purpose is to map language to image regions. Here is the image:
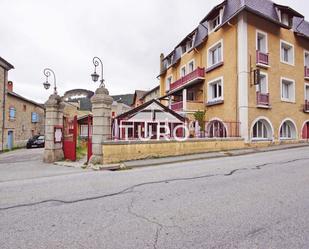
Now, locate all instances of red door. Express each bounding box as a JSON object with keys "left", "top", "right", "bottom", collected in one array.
[
  {"left": 303, "top": 122, "right": 309, "bottom": 139},
  {"left": 63, "top": 116, "right": 77, "bottom": 161}
]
